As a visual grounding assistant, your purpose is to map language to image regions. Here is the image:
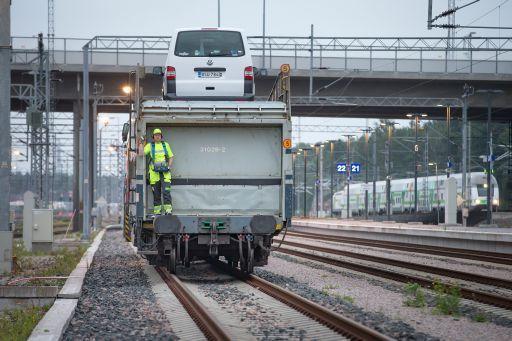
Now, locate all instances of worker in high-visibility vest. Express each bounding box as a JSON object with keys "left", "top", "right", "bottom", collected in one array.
[{"left": 140, "top": 128, "right": 174, "bottom": 215}]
